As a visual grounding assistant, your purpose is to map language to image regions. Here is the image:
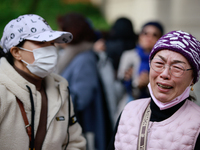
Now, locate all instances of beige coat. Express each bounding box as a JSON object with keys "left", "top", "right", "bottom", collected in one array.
[{"left": 0, "top": 57, "right": 86, "bottom": 150}]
